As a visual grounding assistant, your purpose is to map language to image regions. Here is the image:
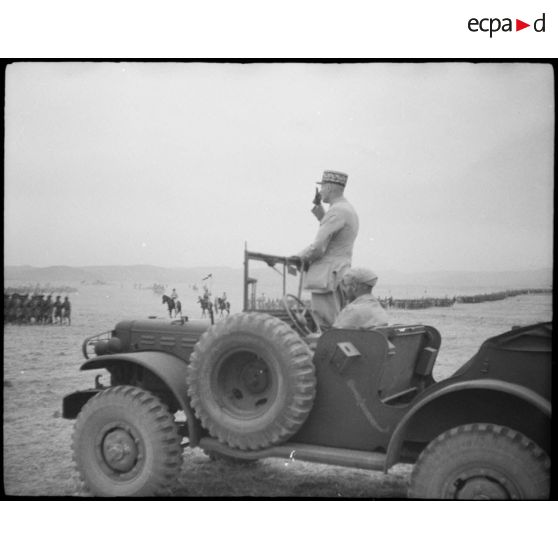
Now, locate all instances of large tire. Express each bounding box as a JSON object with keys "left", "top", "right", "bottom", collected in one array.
[
  {"left": 409, "top": 423, "right": 550, "bottom": 500},
  {"left": 186, "top": 312, "right": 316, "bottom": 450},
  {"left": 72, "top": 386, "right": 183, "bottom": 497}
]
